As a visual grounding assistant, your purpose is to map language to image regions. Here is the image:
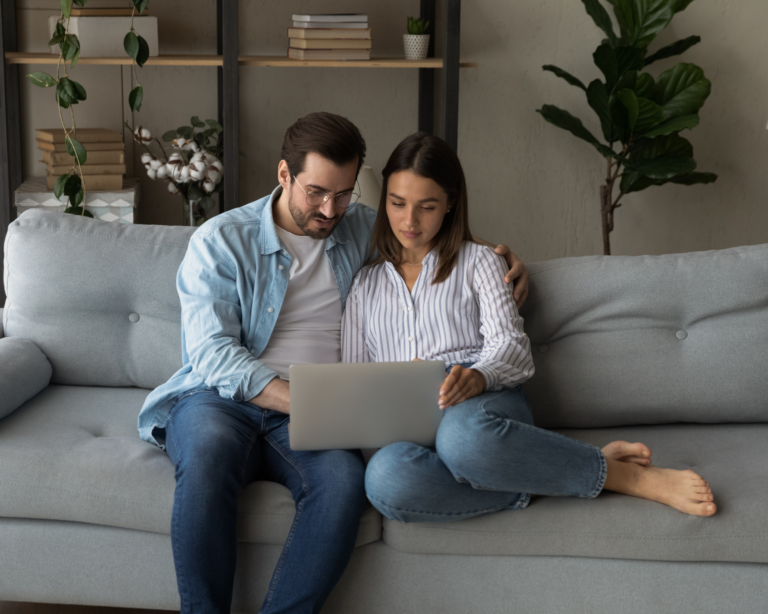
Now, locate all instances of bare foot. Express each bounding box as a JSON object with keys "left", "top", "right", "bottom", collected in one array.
[
  {"left": 602, "top": 440, "right": 652, "bottom": 467},
  {"left": 603, "top": 457, "right": 716, "bottom": 517}
]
